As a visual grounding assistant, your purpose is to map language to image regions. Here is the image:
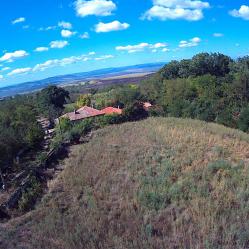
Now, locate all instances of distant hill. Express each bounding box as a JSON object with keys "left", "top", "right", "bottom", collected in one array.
[
  {"left": 0, "top": 62, "right": 164, "bottom": 98},
  {"left": 2, "top": 117, "right": 249, "bottom": 248}
]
